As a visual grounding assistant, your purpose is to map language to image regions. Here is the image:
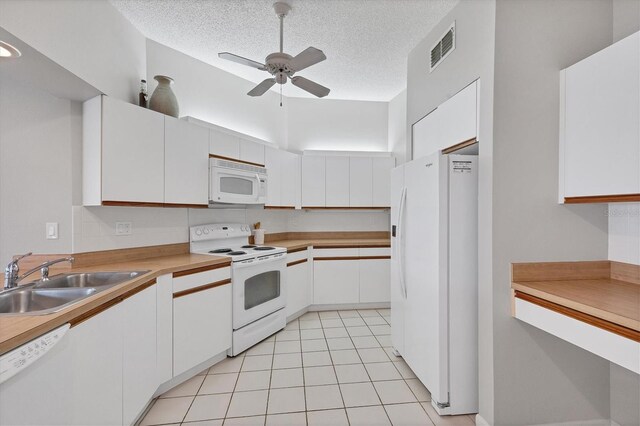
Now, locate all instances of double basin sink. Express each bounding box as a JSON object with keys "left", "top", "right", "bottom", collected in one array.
[{"left": 0, "top": 271, "right": 149, "bottom": 316}]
